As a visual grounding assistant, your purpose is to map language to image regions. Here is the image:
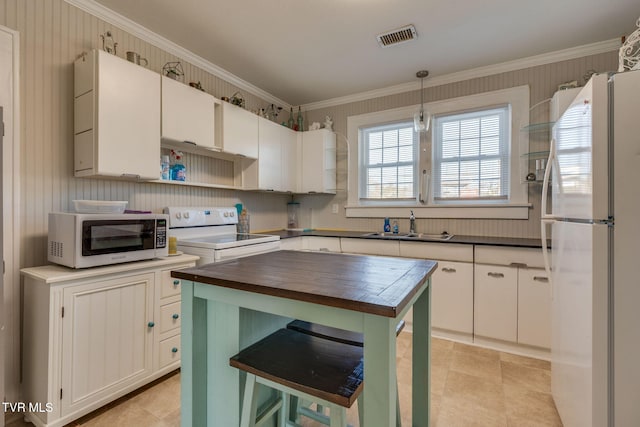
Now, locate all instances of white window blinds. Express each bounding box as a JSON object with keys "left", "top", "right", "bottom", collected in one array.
[
  {"left": 433, "top": 106, "right": 510, "bottom": 202},
  {"left": 361, "top": 122, "right": 417, "bottom": 199}
]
